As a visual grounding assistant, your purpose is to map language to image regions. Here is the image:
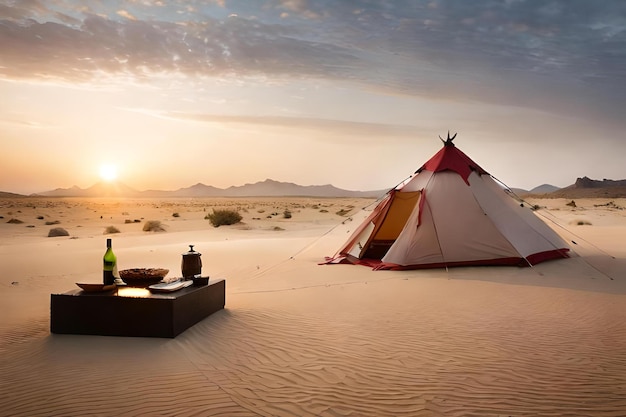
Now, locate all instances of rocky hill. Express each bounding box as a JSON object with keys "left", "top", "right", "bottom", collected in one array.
[
  {"left": 548, "top": 177, "right": 626, "bottom": 199},
  {"left": 0, "top": 191, "right": 27, "bottom": 198}
]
